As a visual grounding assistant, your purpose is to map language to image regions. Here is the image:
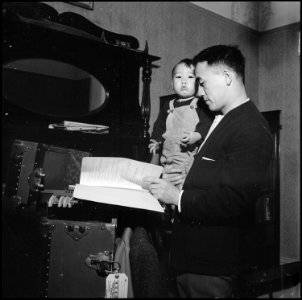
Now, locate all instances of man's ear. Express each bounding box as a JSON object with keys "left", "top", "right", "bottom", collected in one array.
[
  {"left": 224, "top": 69, "right": 232, "bottom": 86},
  {"left": 171, "top": 81, "right": 175, "bottom": 91}
]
